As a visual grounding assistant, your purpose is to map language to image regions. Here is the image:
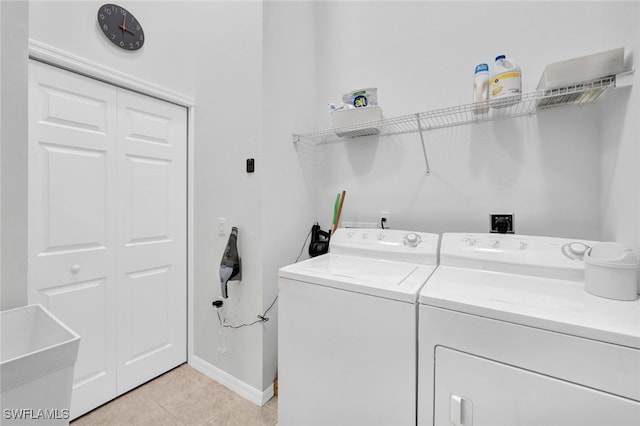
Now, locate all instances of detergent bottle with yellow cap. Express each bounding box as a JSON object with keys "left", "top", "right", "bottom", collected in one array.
[{"left": 489, "top": 54, "right": 522, "bottom": 106}]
